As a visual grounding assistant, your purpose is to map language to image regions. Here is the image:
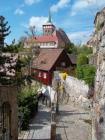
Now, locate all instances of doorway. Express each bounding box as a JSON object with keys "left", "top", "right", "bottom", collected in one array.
[{"left": 0, "top": 102, "right": 11, "bottom": 140}]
